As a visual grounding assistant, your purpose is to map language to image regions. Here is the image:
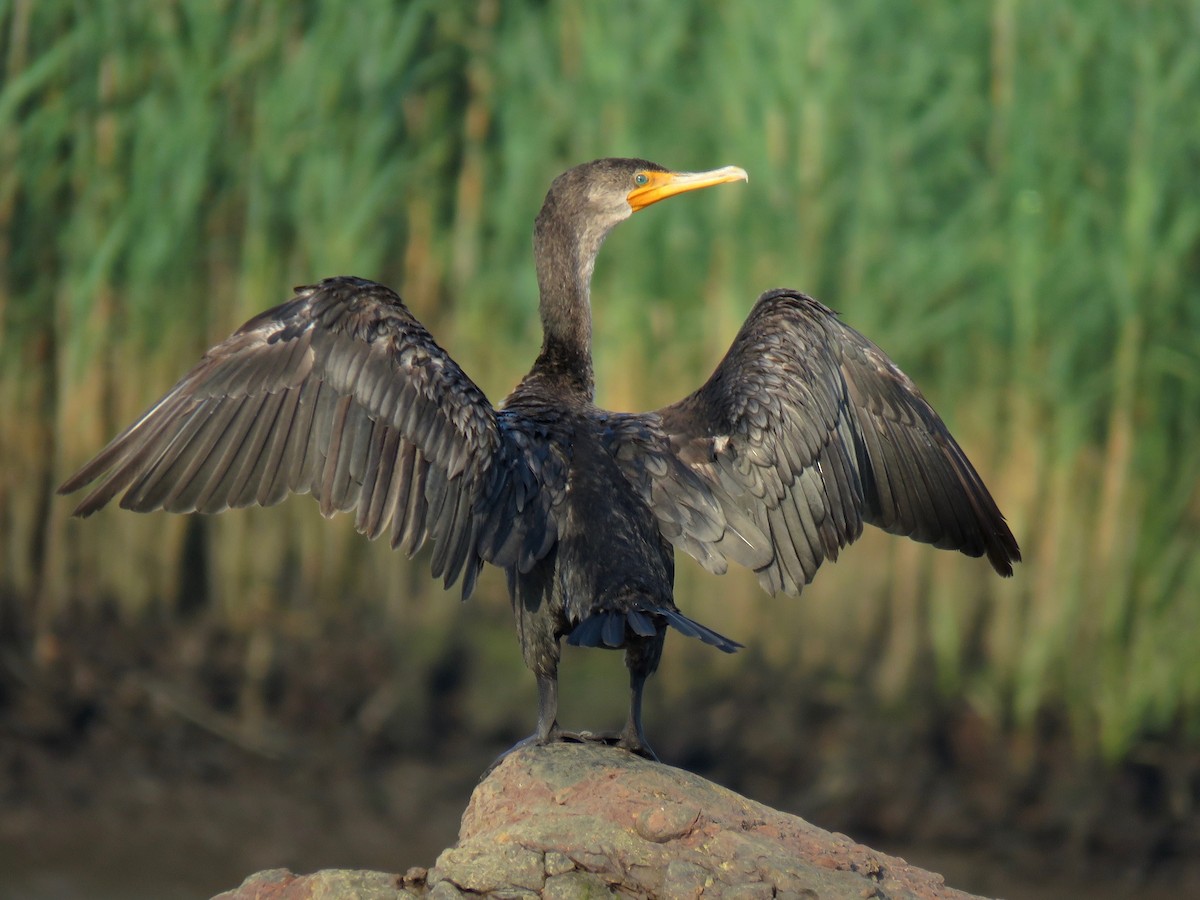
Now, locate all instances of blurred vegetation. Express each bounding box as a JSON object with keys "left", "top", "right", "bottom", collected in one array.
[{"left": 2, "top": 0, "right": 1199, "bottom": 769}]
